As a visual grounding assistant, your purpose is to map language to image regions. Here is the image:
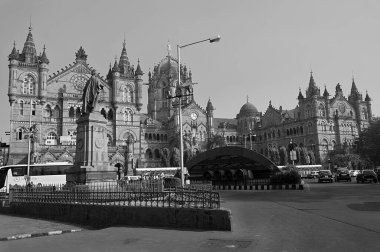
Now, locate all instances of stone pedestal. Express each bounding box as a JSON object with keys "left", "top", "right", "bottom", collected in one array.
[{"left": 66, "top": 112, "right": 116, "bottom": 184}]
